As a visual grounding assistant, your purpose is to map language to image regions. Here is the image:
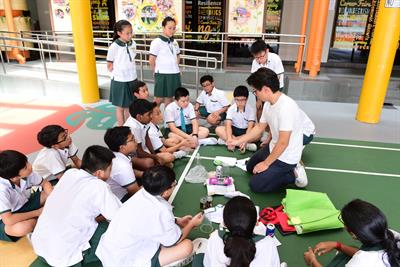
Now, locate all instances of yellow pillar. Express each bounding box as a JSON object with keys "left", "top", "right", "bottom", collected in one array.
[
  {"left": 356, "top": 1, "right": 400, "bottom": 123},
  {"left": 69, "top": 0, "right": 99, "bottom": 103}
]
